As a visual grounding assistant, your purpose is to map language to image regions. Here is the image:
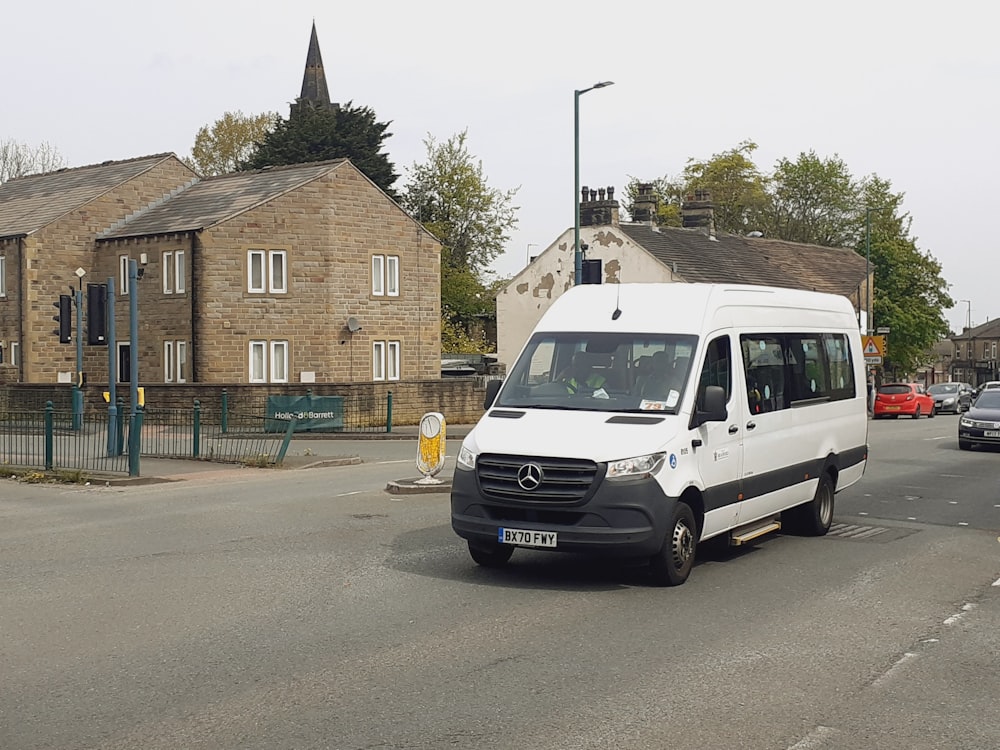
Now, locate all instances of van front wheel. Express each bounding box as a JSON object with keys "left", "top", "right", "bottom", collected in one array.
[
  {"left": 784, "top": 473, "right": 835, "bottom": 536},
  {"left": 468, "top": 541, "right": 514, "bottom": 568},
  {"left": 649, "top": 502, "right": 697, "bottom": 586}
]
